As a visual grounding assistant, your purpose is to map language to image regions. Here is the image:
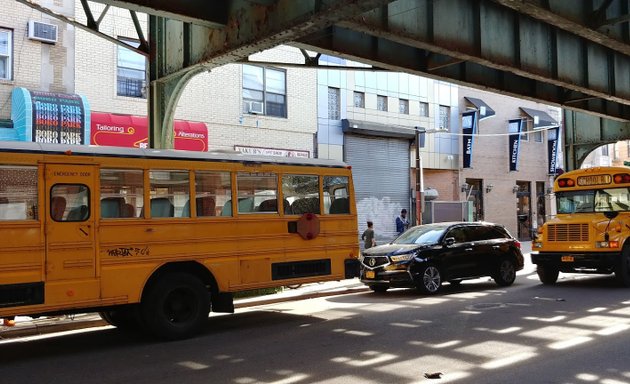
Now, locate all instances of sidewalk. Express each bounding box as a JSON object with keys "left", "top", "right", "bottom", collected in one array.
[{"left": 1, "top": 242, "right": 532, "bottom": 340}]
